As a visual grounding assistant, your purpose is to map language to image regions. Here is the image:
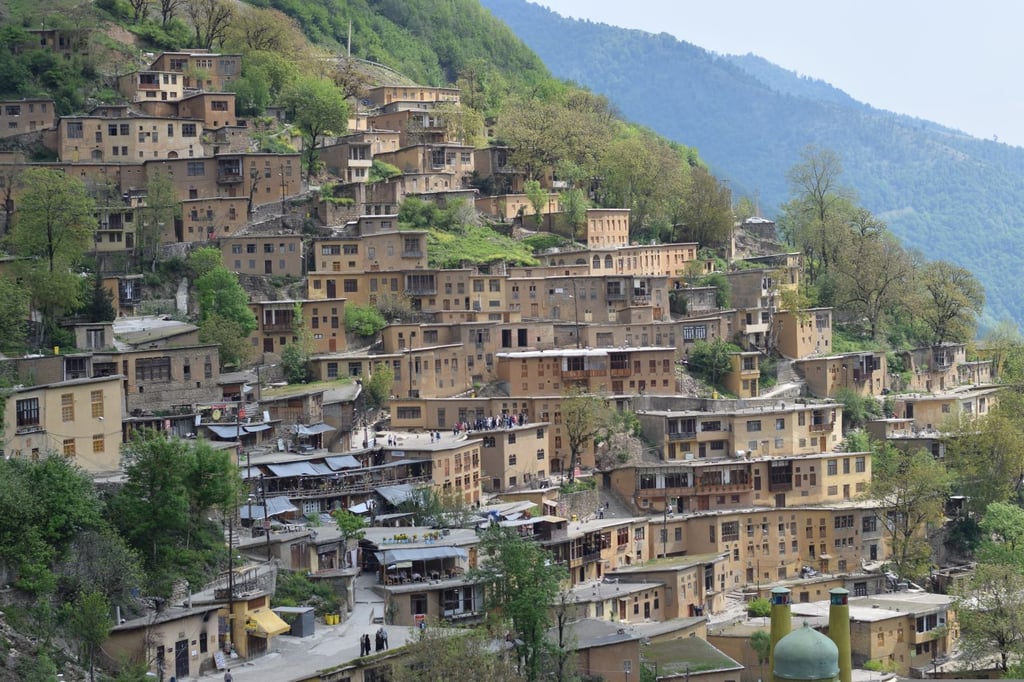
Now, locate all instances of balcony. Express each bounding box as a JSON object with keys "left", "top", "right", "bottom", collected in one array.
[
  {"left": 262, "top": 322, "right": 293, "bottom": 333},
  {"left": 405, "top": 287, "right": 437, "bottom": 296},
  {"left": 561, "top": 368, "right": 607, "bottom": 379},
  {"left": 632, "top": 295, "right": 651, "bottom": 306},
  {"left": 217, "top": 171, "right": 244, "bottom": 184},
  {"left": 610, "top": 367, "right": 630, "bottom": 377},
  {"left": 809, "top": 423, "right": 833, "bottom": 432},
  {"left": 668, "top": 431, "right": 697, "bottom": 441},
  {"left": 581, "top": 549, "right": 602, "bottom": 564},
  {"left": 696, "top": 481, "right": 749, "bottom": 494},
  {"left": 606, "top": 291, "right": 626, "bottom": 301}
]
